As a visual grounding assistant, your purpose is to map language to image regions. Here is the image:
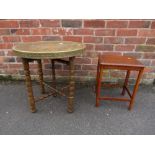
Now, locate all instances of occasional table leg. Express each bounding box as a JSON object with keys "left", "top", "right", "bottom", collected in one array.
[
  {"left": 96, "top": 65, "right": 103, "bottom": 107},
  {"left": 37, "top": 59, "right": 45, "bottom": 94},
  {"left": 67, "top": 57, "right": 75, "bottom": 113},
  {"left": 22, "top": 58, "right": 36, "bottom": 113},
  {"left": 95, "top": 60, "right": 100, "bottom": 94},
  {"left": 121, "top": 70, "right": 130, "bottom": 96},
  {"left": 51, "top": 59, "right": 57, "bottom": 96},
  {"left": 128, "top": 68, "right": 144, "bottom": 110}
]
